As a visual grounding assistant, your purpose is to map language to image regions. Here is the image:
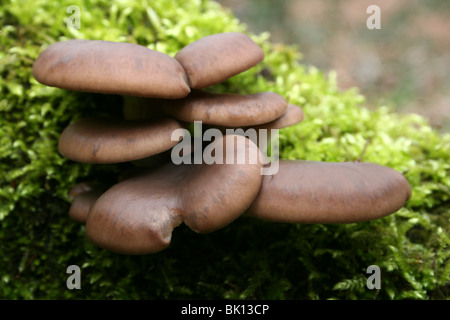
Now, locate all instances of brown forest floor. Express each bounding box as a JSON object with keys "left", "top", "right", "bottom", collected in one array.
[{"left": 218, "top": 0, "right": 450, "bottom": 132}]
